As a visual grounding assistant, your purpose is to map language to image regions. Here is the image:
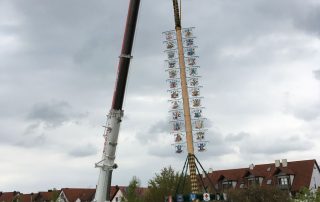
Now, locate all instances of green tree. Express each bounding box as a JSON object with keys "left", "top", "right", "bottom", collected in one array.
[
  {"left": 226, "top": 185, "right": 291, "bottom": 202},
  {"left": 51, "top": 188, "right": 60, "bottom": 202},
  {"left": 144, "top": 166, "right": 190, "bottom": 202},
  {"left": 126, "top": 176, "right": 144, "bottom": 202},
  {"left": 294, "top": 187, "right": 320, "bottom": 202}
]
